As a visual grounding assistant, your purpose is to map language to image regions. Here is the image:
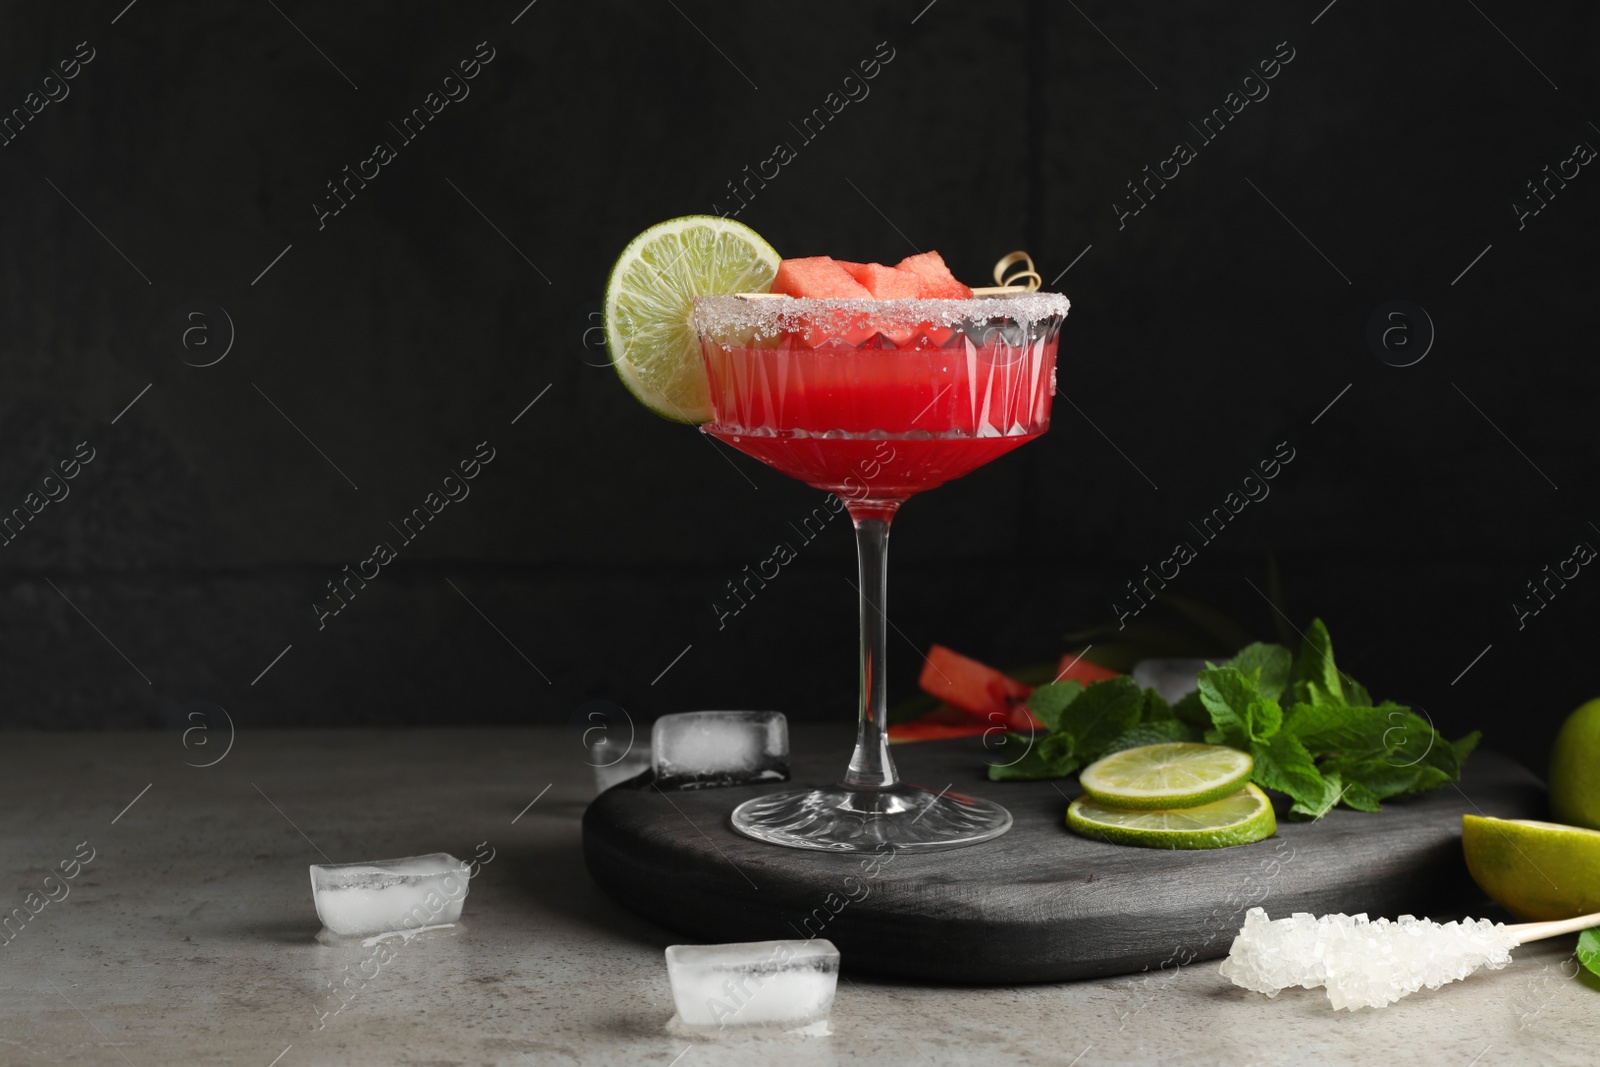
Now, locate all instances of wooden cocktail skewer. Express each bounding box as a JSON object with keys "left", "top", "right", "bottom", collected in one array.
[
  {"left": 971, "top": 250, "right": 1043, "bottom": 294},
  {"left": 731, "top": 251, "right": 1054, "bottom": 299},
  {"left": 1505, "top": 909, "right": 1600, "bottom": 945}
]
